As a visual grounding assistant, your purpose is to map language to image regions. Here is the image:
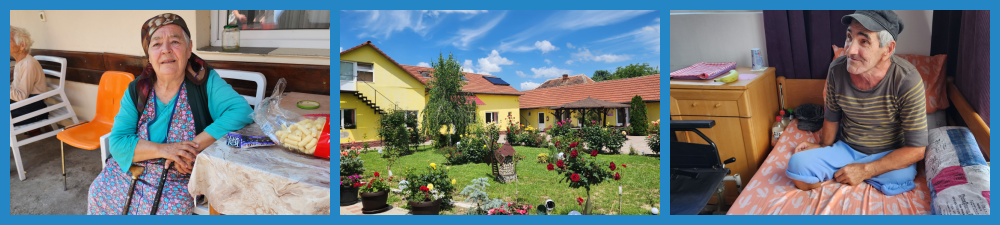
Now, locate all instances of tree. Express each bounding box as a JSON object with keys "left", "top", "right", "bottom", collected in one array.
[
  {"left": 421, "top": 52, "right": 474, "bottom": 147},
  {"left": 610, "top": 63, "right": 660, "bottom": 80},
  {"left": 591, "top": 70, "right": 611, "bottom": 82},
  {"left": 629, "top": 95, "right": 648, "bottom": 136}
]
